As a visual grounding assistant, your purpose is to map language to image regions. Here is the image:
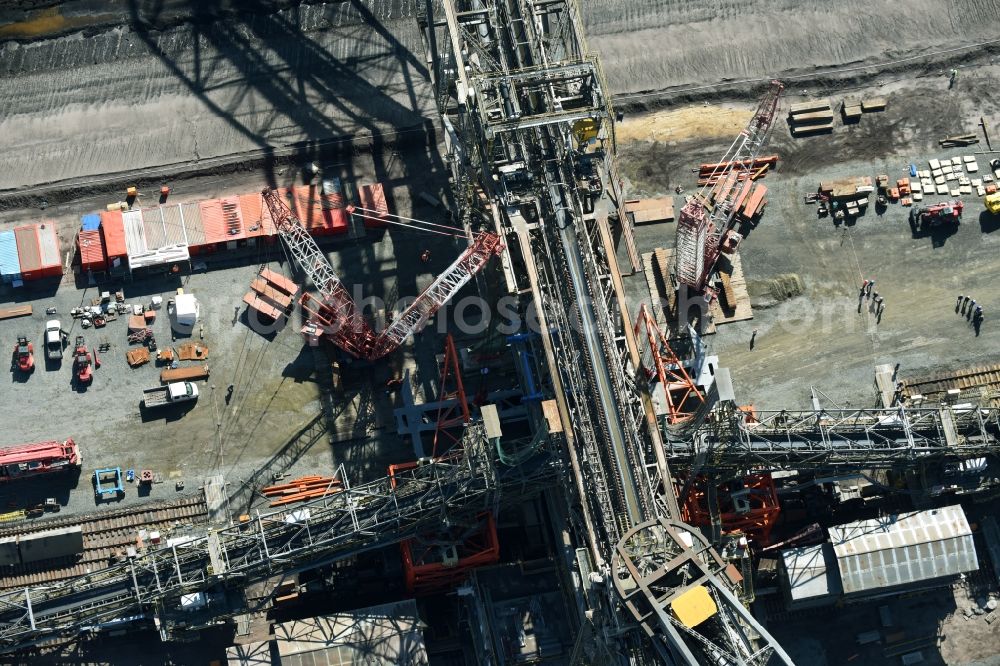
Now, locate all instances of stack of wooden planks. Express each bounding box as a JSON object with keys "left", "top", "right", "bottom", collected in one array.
[
  {"left": 842, "top": 100, "right": 863, "bottom": 123},
  {"left": 625, "top": 197, "right": 674, "bottom": 225},
  {"left": 0, "top": 305, "right": 32, "bottom": 321},
  {"left": 263, "top": 475, "right": 343, "bottom": 507},
  {"left": 788, "top": 100, "right": 834, "bottom": 136}
]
